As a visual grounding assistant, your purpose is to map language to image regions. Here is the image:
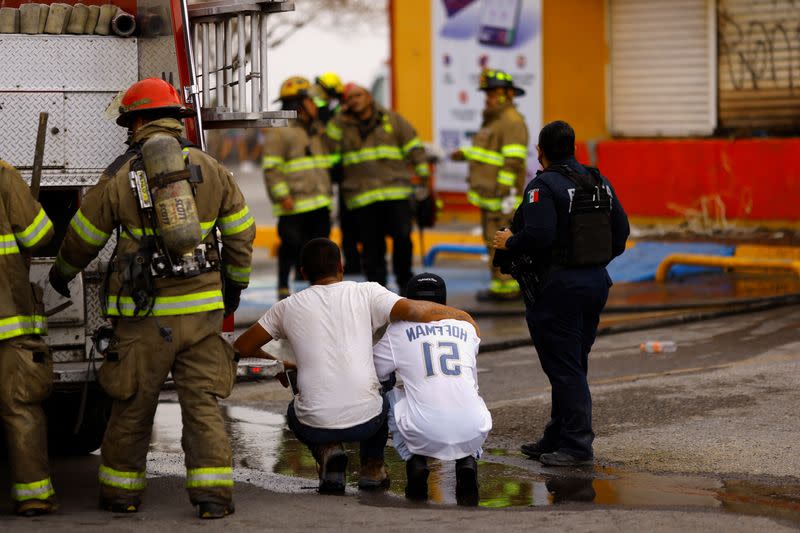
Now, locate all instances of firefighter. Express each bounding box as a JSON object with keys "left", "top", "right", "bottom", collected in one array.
[
  {"left": 451, "top": 69, "right": 529, "bottom": 301},
  {"left": 325, "top": 84, "right": 430, "bottom": 293},
  {"left": 263, "top": 76, "right": 333, "bottom": 300},
  {"left": 47, "top": 78, "right": 255, "bottom": 519},
  {"left": 313, "top": 71, "right": 344, "bottom": 124},
  {"left": 313, "top": 72, "right": 362, "bottom": 274},
  {"left": 0, "top": 159, "right": 56, "bottom": 517}
]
